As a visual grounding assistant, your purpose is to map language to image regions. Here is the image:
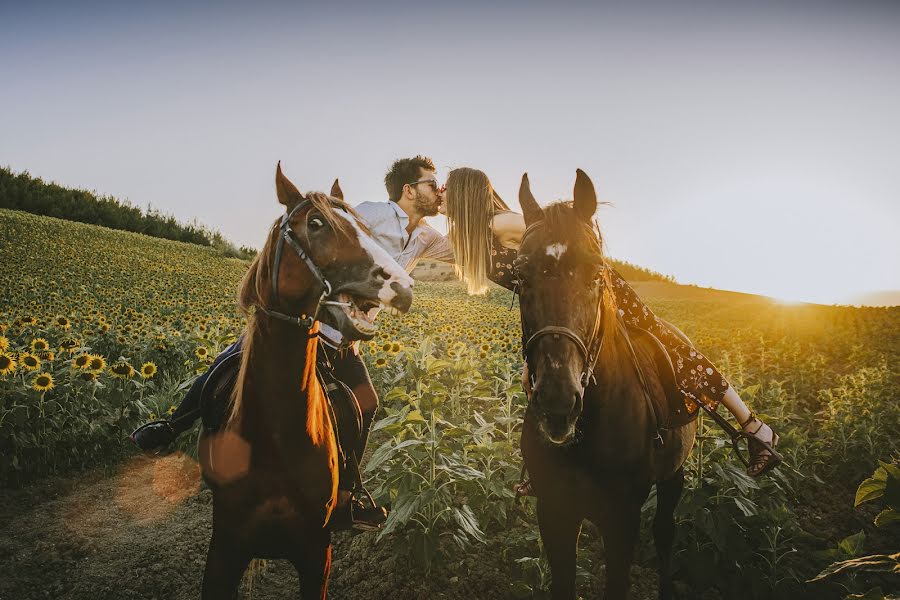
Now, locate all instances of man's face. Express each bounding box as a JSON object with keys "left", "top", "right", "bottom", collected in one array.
[{"left": 408, "top": 168, "right": 443, "bottom": 217}]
